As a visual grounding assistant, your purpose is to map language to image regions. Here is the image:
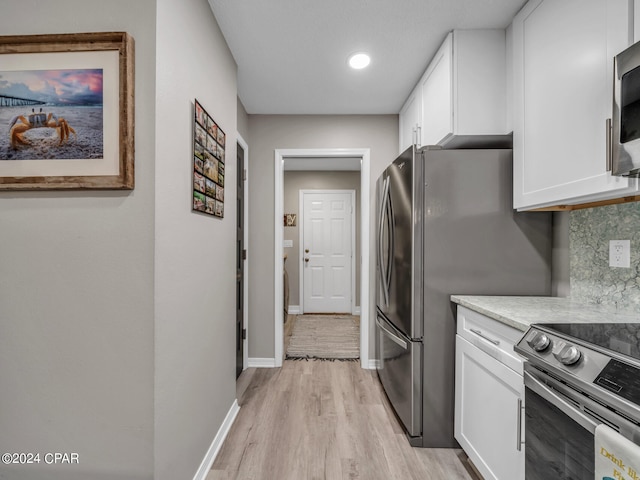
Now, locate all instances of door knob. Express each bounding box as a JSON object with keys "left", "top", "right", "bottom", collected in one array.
[
  {"left": 305, "top": 249, "right": 309, "bottom": 253},
  {"left": 304, "top": 258, "right": 309, "bottom": 263}
]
